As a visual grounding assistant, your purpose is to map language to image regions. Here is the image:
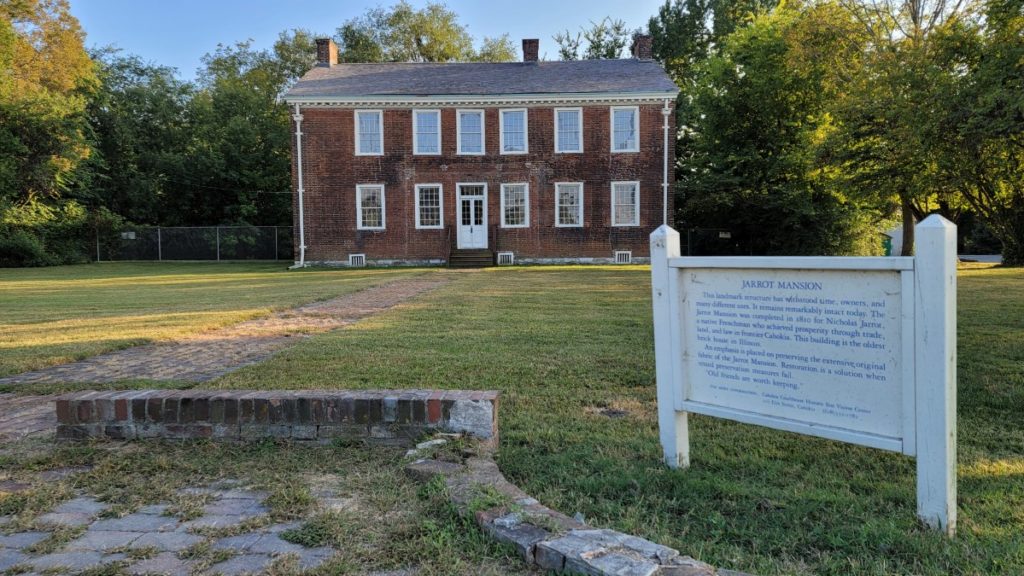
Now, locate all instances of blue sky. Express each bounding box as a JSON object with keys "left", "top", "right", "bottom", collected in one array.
[{"left": 70, "top": 0, "right": 666, "bottom": 80}]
